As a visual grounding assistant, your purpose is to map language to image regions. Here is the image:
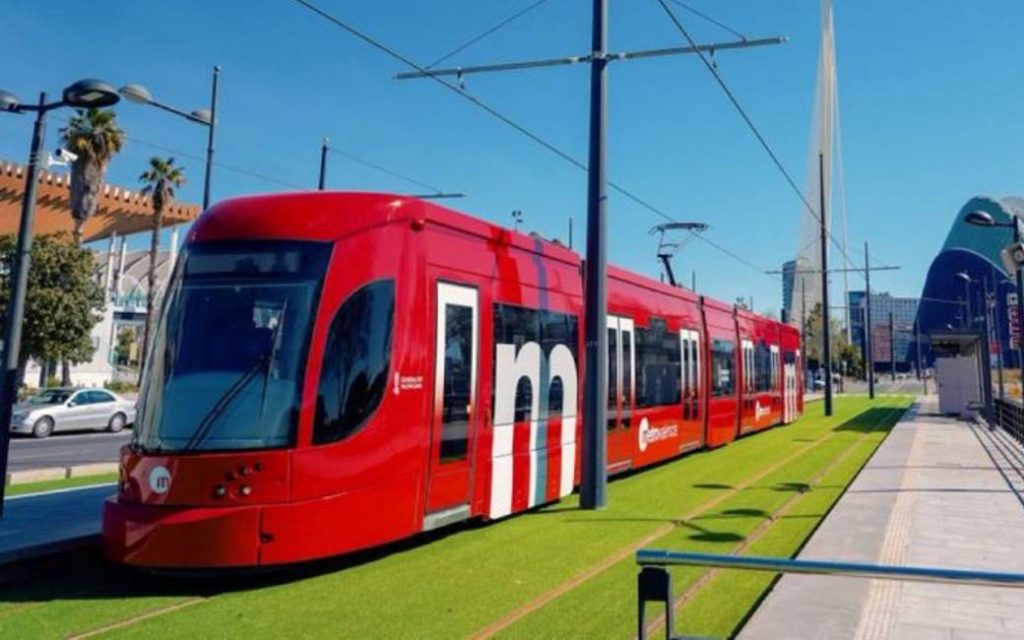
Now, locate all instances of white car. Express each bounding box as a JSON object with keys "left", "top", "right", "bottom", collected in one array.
[{"left": 9, "top": 387, "right": 137, "bottom": 438}]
